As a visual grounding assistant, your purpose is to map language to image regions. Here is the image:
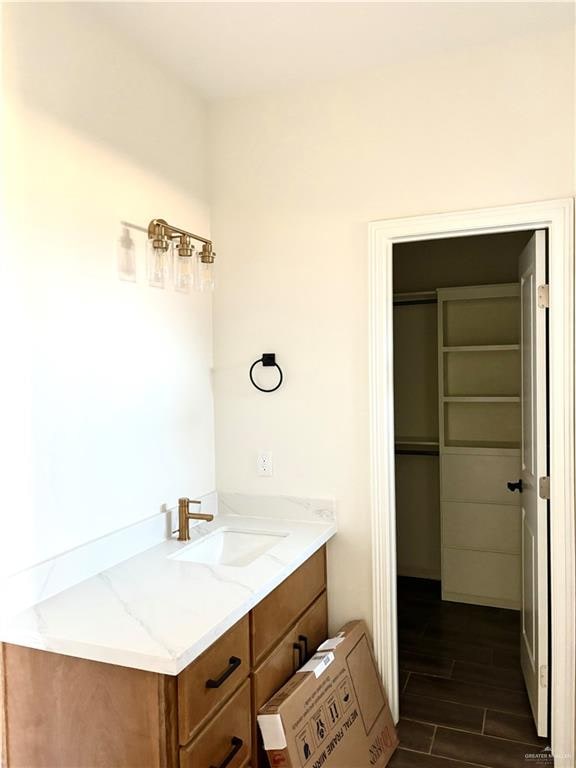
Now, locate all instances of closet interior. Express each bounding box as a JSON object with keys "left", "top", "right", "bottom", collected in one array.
[{"left": 393, "top": 231, "right": 534, "bottom": 610}]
